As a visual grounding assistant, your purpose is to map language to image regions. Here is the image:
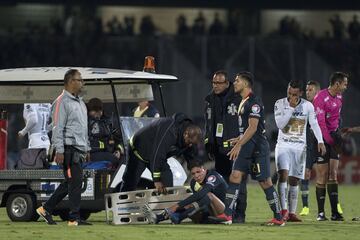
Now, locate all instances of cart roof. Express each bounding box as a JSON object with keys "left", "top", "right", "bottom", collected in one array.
[
  {"left": 0, "top": 67, "right": 178, "bottom": 103},
  {"left": 0, "top": 67, "right": 178, "bottom": 85}
]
